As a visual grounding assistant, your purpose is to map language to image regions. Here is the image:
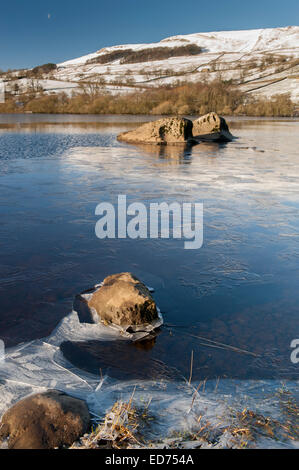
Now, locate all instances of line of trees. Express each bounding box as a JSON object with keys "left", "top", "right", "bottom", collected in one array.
[
  {"left": 87, "top": 44, "right": 203, "bottom": 65},
  {"left": 0, "top": 79, "right": 296, "bottom": 116}
]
